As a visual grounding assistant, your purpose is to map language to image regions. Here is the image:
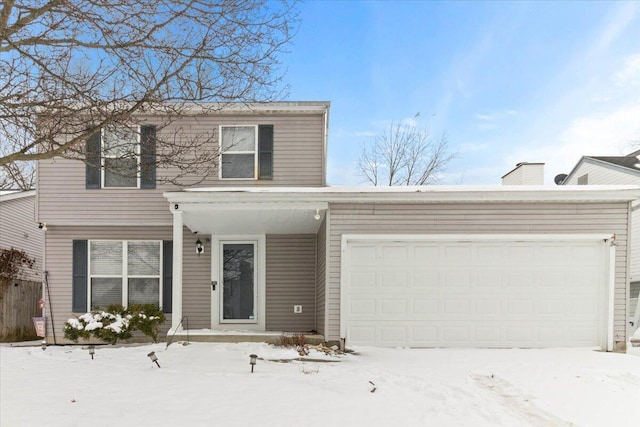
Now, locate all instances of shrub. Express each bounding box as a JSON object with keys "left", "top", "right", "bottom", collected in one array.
[
  {"left": 64, "top": 305, "right": 165, "bottom": 344},
  {"left": 0, "top": 247, "right": 35, "bottom": 279}
]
